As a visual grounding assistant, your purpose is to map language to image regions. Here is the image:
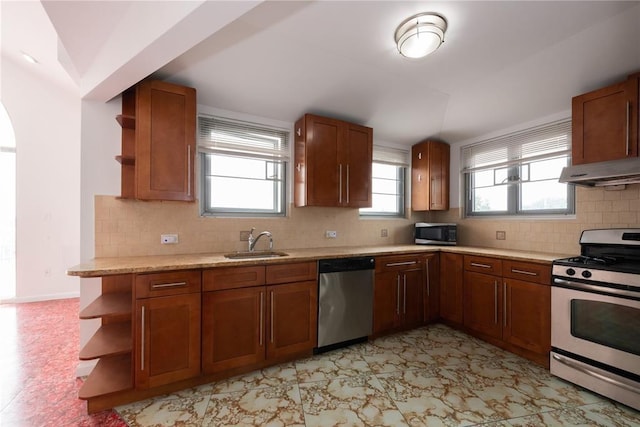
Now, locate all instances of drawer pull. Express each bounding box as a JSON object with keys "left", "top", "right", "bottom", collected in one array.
[
  {"left": 470, "top": 262, "right": 491, "bottom": 269},
  {"left": 511, "top": 268, "right": 537, "bottom": 276},
  {"left": 151, "top": 281, "right": 187, "bottom": 289},
  {"left": 386, "top": 261, "right": 417, "bottom": 267}
]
